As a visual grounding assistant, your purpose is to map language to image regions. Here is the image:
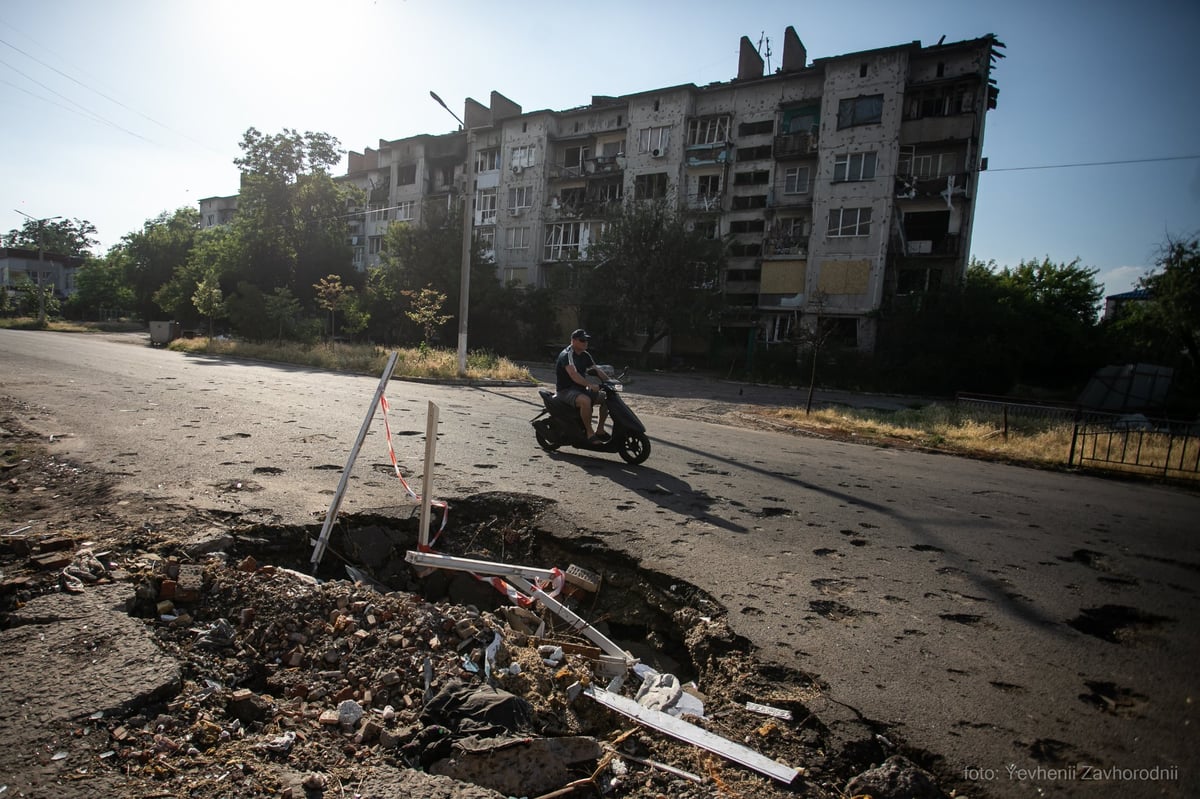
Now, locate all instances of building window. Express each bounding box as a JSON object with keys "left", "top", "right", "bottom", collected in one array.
[
  {"left": 784, "top": 216, "right": 810, "bottom": 237},
  {"left": 544, "top": 222, "right": 583, "bottom": 260},
  {"left": 563, "top": 145, "right": 591, "bottom": 174},
  {"left": 395, "top": 201, "right": 415, "bottom": 221},
  {"left": 836, "top": 94, "right": 883, "bottom": 129},
  {"left": 477, "top": 188, "right": 497, "bottom": 224},
  {"left": 899, "top": 151, "right": 960, "bottom": 178},
  {"left": 729, "top": 219, "right": 765, "bottom": 234},
  {"left": 511, "top": 145, "right": 537, "bottom": 169},
  {"left": 694, "top": 220, "right": 719, "bottom": 240},
  {"left": 590, "top": 178, "right": 623, "bottom": 203},
  {"left": 738, "top": 119, "right": 774, "bottom": 136},
  {"left": 507, "top": 185, "right": 532, "bottom": 210},
  {"left": 370, "top": 203, "right": 390, "bottom": 222},
  {"left": 897, "top": 267, "right": 943, "bottom": 294},
  {"left": 828, "top": 207, "right": 872, "bottom": 237},
  {"left": 904, "top": 84, "right": 975, "bottom": 120},
  {"left": 368, "top": 236, "right": 383, "bottom": 254},
  {"left": 396, "top": 164, "right": 417, "bottom": 185},
  {"left": 506, "top": 226, "right": 531, "bottom": 250},
  {"left": 731, "top": 195, "right": 768, "bottom": 210},
  {"left": 476, "top": 148, "right": 500, "bottom": 172},
  {"left": 687, "top": 116, "right": 730, "bottom": 145},
  {"left": 637, "top": 126, "right": 670, "bottom": 154},
  {"left": 833, "top": 151, "right": 877, "bottom": 182},
  {"left": 784, "top": 166, "right": 811, "bottom": 194},
  {"left": 733, "top": 170, "right": 770, "bottom": 186},
  {"left": 735, "top": 144, "right": 772, "bottom": 161},
  {"left": 634, "top": 172, "right": 669, "bottom": 200}
]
